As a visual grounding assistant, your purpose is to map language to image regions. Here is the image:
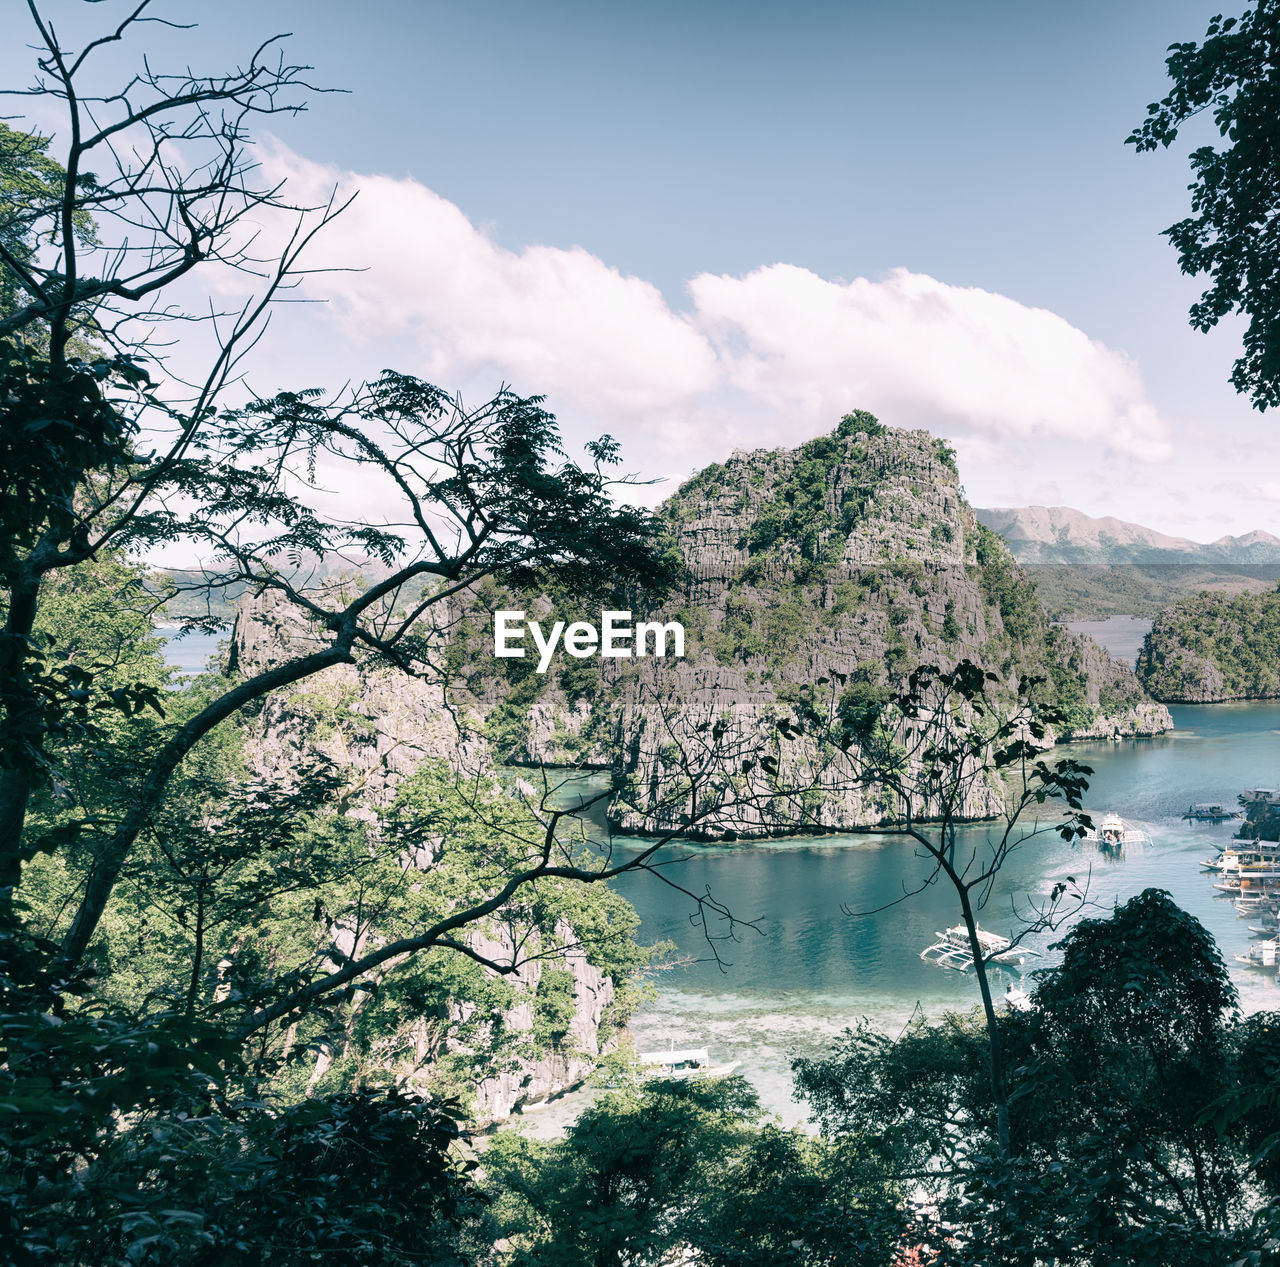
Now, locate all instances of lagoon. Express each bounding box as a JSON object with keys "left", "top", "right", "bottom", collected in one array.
[{"left": 157, "top": 627, "right": 224, "bottom": 676}]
